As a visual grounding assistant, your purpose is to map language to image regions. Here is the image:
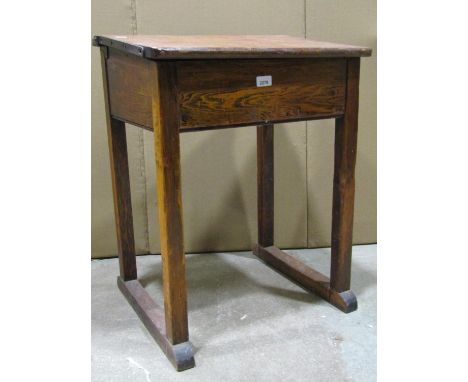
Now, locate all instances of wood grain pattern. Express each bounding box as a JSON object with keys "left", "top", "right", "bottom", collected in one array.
[
  {"left": 94, "top": 35, "right": 372, "bottom": 59},
  {"left": 253, "top": 245, "right": 357, "bottom": 313},
  {"left": 177, "top": 59, "right": 346, "bottom": 129},
  {"left": 330, "top": 58, "right": 361, "bottom": 292},
  {"left": 150, "top": 60, "right": 189, "bottom": 345},
  {"left": 257, "top": 124, "right": 274, "bottom": 247},
  {"left": 100, "top": 47, "right": 137, "bottom": 281},
  {"left": 106, "top": 48, "right": 152, "bottom": 128},
  {"left": 104, "top": 53, "right": 347, "bottom": 130},
  {"left": 117, "top": 277, "right": 195, "bottom": 371},
  {"left": 94, "top": 37, "right": 371, "bottom": 370}
]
